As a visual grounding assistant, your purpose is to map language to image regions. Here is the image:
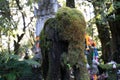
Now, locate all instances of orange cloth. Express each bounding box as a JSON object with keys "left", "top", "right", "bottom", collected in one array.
[
  {"left": 85, "top": 34, "right": 97, "bottom": 47},
  {"left": 85, "top": 34, "right": 91, "bottom": 46}
]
